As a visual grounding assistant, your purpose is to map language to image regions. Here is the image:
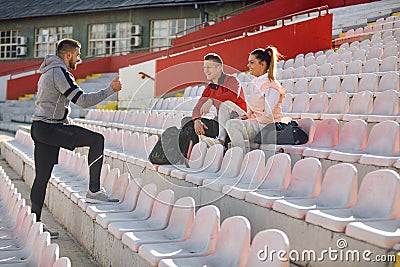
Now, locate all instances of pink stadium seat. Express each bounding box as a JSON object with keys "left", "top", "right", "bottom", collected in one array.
[
  {"left": 352, "top": 49, "right": 366, "bottom": 62},
  {"left": 281, "top": 93, "right": 293, "bottom": 113},
  {"left": 185, "top": 146, "right": 243, "bottom": 186},
  {"left": 300, "top": 92, "right": 329, "bottom": 119},
  {"left": 315, "top": 54, "right": 326, "bottom": 66},
  {"left": 292, "top": 66, "right": 306, "bottom": 78},
  {"left": 108, "top": 189, "right": 174, "bottom": 239},
  {"left": 304, "top": 63, "right": 318, "bottom": 77},
  {"left": 121, "top": 197, "right": 195, "bottom": 252},
  {"left": 53, "top": 257, "right": 71, "bottom": 267},
  {"left": 380, "top": 55, "right": 398, "bottom": 72},
  {"left": 346, "top": 218, "right": 400, "bottom": 249},
  {"left": 282, "top": 118, "right": 339, "bottom": 155},
  {"left": 292, "top": 78, "right": 308, "bottom": 95},
  {"left": 331, "top": 61, "right": 347, "bottom": 76},
  {"left": 329, "top": 120, "right": 398, "bottom": 164},
  {"left": 203, "top": 149, "right": 265, "bottom": 192},
  {"left": 138, "top": 205, "right": 220, "bottom": 266},
  {"left": 272, "top": 163, "right": 358, "bottom": 219},
  {"left": 346, "top": 60, "right": 362, "bottom": 75},
  {"left": 159, "top": 216, "right": 251, "bottom": 267},
  {"left": 306, "top": 169, "right": 400, "bottom": 232},
  {"left": 367, "top": 90, "right": 399, "bottom": 123},
  {"left": 281, "top": 80, "right": 294, "bottom": 94},
  {"left": 318, "top": 62, "right": 332, "bottom": 76},
  {"left": 358, "top": 73, "right": 378, "bottom": 92},
  {"left": 287, "top": 92, "right": 310, "bottom": 119},
  {"left": 376, "top": 71, "right": 399, "bottom": 92},
  {"left": 222, "top": 153, "right": 291, "bottom": 199},
  {"left": 283, "top": 59, "right": 294, "bottom": 69},
  {"left": 342, "top": 91, "right": 373, "bottom": 121},
  {"left": 95, "top": 183, "right": 157, "bottom": 228},
  {"left": 85, "top": 177, "right": 142, "bottom": 220},
  {"left": 304, "top": 56, "right": 316, "bottom": 68},
  {"left": 320, "top": 91, "right": 350, "bottom": 120},
  {"left": 339, "top": 75, "right": 358, "bottom": 94},
  {"left": 323, "top": 76, "right": 340, "bottom": 94},
  {"left": 245, "top": 229, "right": 289, "bottom": 267},
  {"left": 362, "top": 58, "right": 380, "bottom": 73},
  {"left": 38, "top": 243, "right": 59, "bottom": 267},
  {"left": 245, "top": 158, "right": 321, "bottom": 208},
  {"left": 281, "top": 67, "right": 294, "bottom": 79},
  {"left": 327, "top": 52, "right": 339, "bottom": 64}
]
